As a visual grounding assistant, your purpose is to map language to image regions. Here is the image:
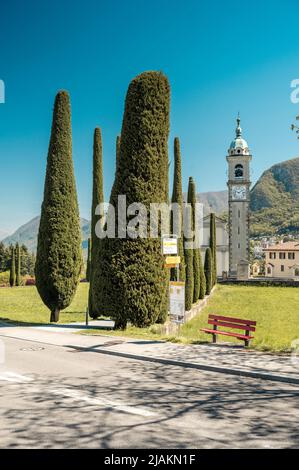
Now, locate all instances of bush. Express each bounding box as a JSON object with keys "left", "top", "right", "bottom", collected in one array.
[
  {"left": 25, "top": 277, "right": 36, "bottom": 286},
  {"left": 0, "top": 271, "right": 10, "bottom": 287}
]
